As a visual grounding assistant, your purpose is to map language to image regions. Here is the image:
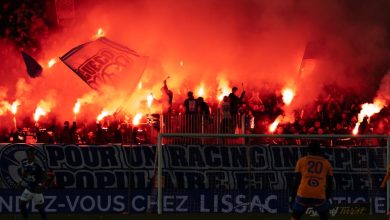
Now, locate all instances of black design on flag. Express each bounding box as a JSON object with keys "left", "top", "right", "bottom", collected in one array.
[{"left": 60, "top": 37, "right": 147, "bottom": 91}]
